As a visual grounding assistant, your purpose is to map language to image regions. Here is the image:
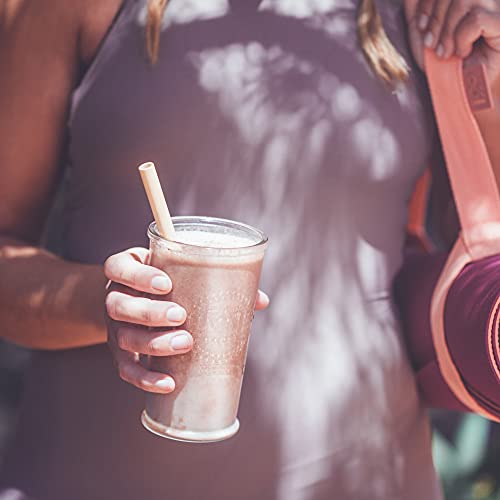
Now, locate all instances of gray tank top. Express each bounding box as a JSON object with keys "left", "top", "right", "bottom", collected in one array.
[{"left": 1, "top": 1, "right": 443, "bottom": 499}]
